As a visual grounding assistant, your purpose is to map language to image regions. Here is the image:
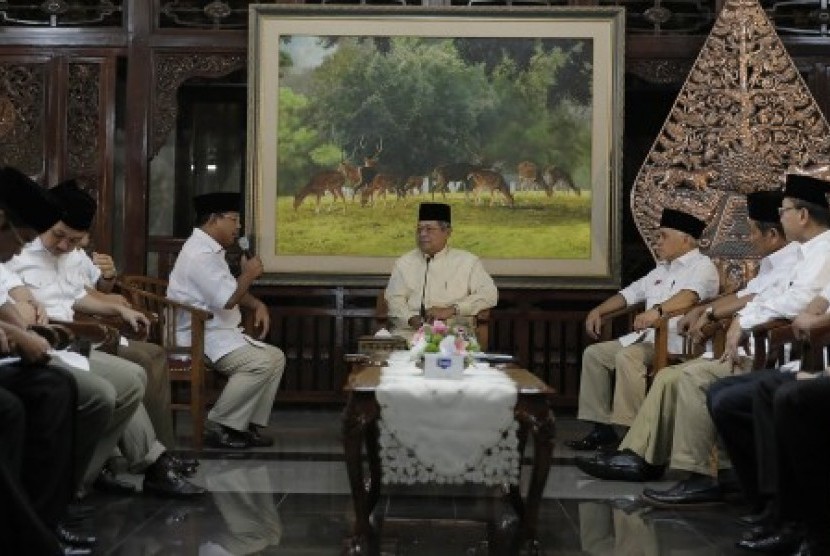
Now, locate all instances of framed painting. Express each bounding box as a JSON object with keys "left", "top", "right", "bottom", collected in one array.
[{"left": 248, "top": 4, "right": 624, "bottom": 288}]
